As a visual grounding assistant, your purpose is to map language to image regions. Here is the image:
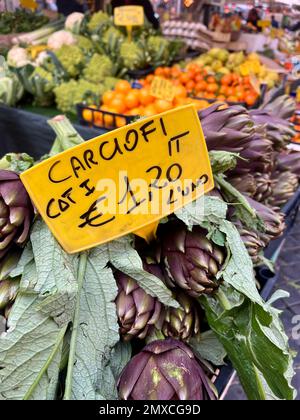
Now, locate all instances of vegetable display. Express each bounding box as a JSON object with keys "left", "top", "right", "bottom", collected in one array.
[
  {"left": 0, "top": 9, "right": 48, "bottom": 34},
  {"left": 0, "top": 108, "right": 297, "bottom": 401}
]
